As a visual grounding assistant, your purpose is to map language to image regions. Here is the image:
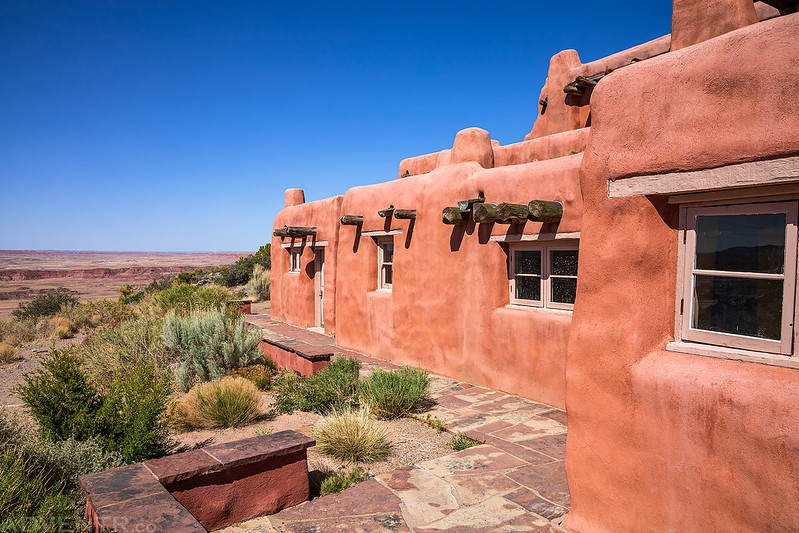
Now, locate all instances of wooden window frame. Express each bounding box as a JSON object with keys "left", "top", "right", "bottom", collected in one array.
[
  {"left": 509, "top": 241, "right": 578, "bottom": 311},
  {"left": 378, "top": 237, "right": 394, "bottom": 290},
  {"left": 677, "top": 201, "right": 799, "bottom": 356},
  {"left": 289, "top": 248, "right": 302, "bottom": 273}
]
